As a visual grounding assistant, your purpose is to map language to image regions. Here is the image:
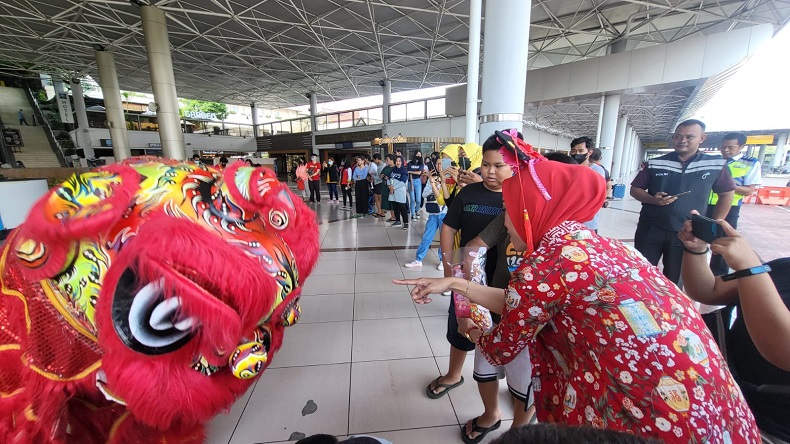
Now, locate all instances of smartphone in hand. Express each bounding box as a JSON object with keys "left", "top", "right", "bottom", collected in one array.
[
  {"left": 669, "top": 190, "right": 692, "bottom": 199},
  {"left": 691, "top": 214, "right": 726, "bottom": 244}
]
